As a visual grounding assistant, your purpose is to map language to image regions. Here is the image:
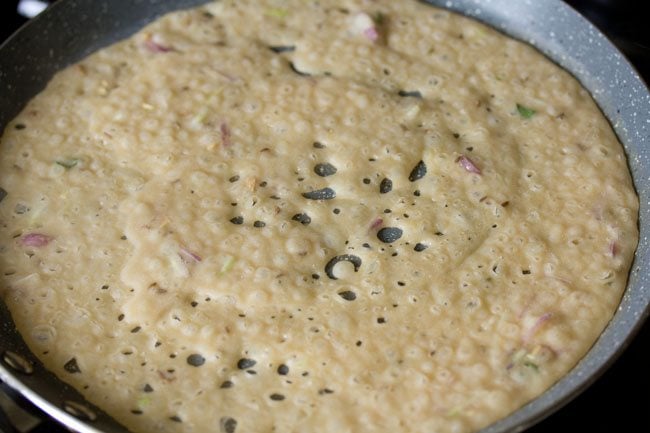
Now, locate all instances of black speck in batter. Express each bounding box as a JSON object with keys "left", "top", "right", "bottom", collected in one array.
[
  {"left": 414, "top": 243, "right": 428, "bottom": 252},
  {"left": 314, "top": 163, "right": 337, "bottom": 177},
  {"left": 303, "top": 188, "right": 336, "bottom": 200},
  {"left": 379, "top": 178, "right": 392, "bottom": 194},
  {"left": 338, "top": 290, "right": 357, "bottom": 301},
  {"left": 220, "top": 417, "right": 238, "bottom": 433},
  {"left": 289, "top": 62, "right": 310, "bottom": 76},
  {"left": 187, "top": 354, "right": 205, "bottom": 367},
  {"left": 237, "top": 358, "right": 256, "bottom": 370},
  {"left": 408, "top": 160, "right": 427, "bottom": 182},
  {"left": 269, "top": 45, "right": 296, "bottom": 53},
  {"left": 377, "top": 227, "right": 403, "bottom": 243},
  {"left": 64, "top": 358, "right": 81, "bottom": 374},
  {"left": 269, "top": 393, "right": 286, "bottom": 401},
  {"left": 292, "top": 213, "right": 312, "bottom": 225},
  {"left": 325, "top": 254, "right": 362, "bottom": 280},
  {"left": 398, "top": 90, "right": 423, "bottom": 98}
]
